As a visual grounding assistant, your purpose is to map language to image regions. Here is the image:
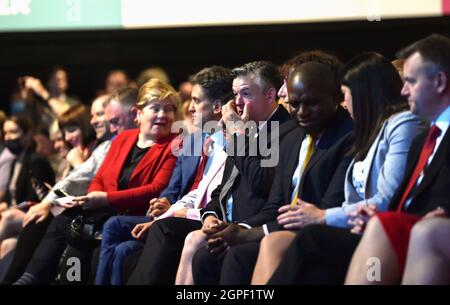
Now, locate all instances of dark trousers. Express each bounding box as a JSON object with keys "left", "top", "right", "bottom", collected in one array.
[
  {"left": 0, "top": 215, "right": 54, "bottom": 285},
  {"left": 24, "top": 210, "right": 74, "bottom": 284},
  {"left": 123, "top": 248, "right": 142, "bottom": 283},
  {"left": 57, "top": 244, "right": 97, "bottom": 285},
  {"left": 192, "top": 245, "right": 223, "bottom": 285},
  {"left": 268, "top": 224, "right": 362, "bottom": 285},
  {"left": 25, "top": 207, "right": 112, "bottom": 284},
  {"left": 192, "top": 241, "right": 260, "bottom": 285},
  {"left": 220, "top": 241, "right": 260, "bottom": 284},
  {"left": 126, "top": 217, "right": 201, "bottom": 285}
]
